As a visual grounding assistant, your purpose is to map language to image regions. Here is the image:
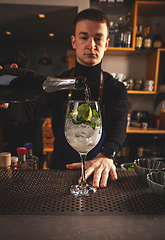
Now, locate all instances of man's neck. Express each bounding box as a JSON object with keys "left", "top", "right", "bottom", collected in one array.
[{"left": 74, "top": 60, "right": 102, "bottom": 85}]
